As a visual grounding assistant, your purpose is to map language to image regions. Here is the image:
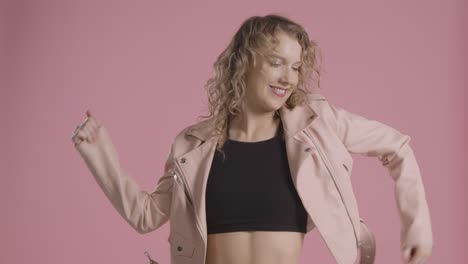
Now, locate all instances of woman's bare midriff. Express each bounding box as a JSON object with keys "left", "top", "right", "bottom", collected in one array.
[{"left": 206, "top": 231, "right": 305, "bottom": 264}]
